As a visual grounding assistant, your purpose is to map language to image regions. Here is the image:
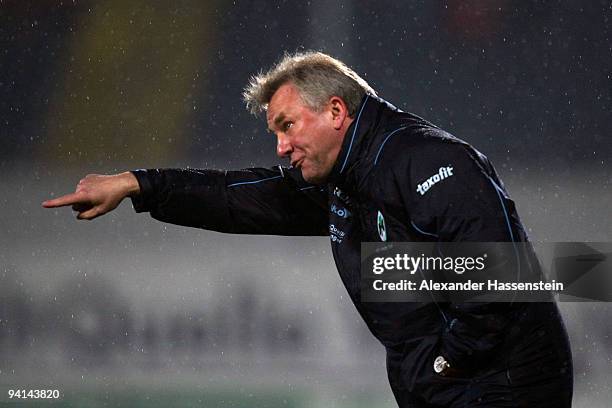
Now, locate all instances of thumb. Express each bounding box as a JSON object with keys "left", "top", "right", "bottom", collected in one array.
[{"left": 76, "top": 207, "right": 101, "bottom": 220}]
